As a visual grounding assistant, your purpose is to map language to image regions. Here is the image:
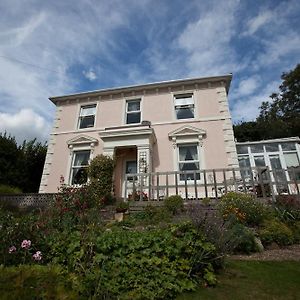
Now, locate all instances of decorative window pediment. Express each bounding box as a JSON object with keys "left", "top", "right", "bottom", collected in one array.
[
  {"left": 168, "top": 125, "right": 206, "bottom": 138},
  {"left": 168, "top": 125, "right": 206, "bottom": 147},
  {"left": 67, "top": 135, "right": 98, "bottom": 149}
]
